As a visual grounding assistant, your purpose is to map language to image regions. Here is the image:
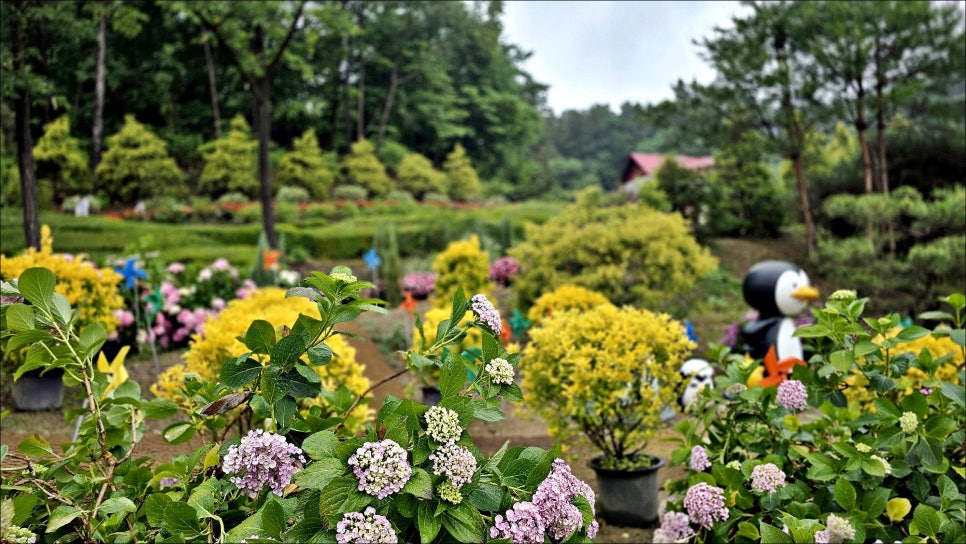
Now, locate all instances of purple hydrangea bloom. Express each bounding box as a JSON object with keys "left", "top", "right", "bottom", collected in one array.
[
  {"left": 489, "top": 256, "right": 519, "bottom": 286},
  {"left": 222, "top": 429, "right": 306, "bottom": 498},
  {"left": 776, "top": 379, "right": 808, "bottom": 411},
  {"left": 470, "top": 293, "right": 502, "bottom": 335},
  {"left": 750, "top": 463, "right": 787, "bottom": 493},
  {"left": 348, "top": 439, "right": 412, "bottom": 499},
  {"left": 532, "top": 459, "right": 599, "bottom": 540},
  {"left": 653, "top": 511, "right": 695, "bottom": 543},
  {"left": 336, "top": 507, "right": 397, "bottom": 544},
  {"left": 690, "top": 445, "right": 711, "bottom": 472},
  {"left": 489, "top": 501, "right": 545, "bottom": 544},
  {"left": 429, "top": 443, "right": 477, "bottom": 489},
  {"left": 683, "top": 482, "right": 729, "bottom": 530},
  {"left": 159, "top": 477, "right": 180, "bottom": 489}
]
